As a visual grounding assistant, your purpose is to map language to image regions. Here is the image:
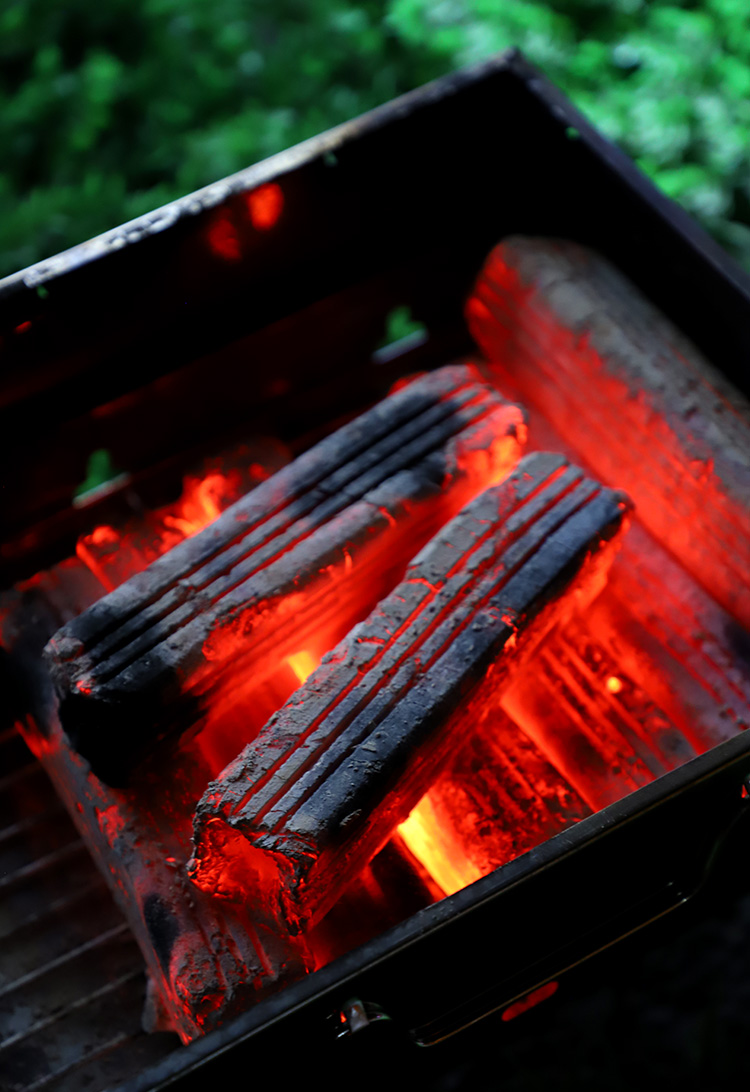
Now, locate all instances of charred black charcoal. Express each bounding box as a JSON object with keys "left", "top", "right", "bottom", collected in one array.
[
  {"left": 45, "top": 365, "right": 525, "bottom": 784},
  {"left": 189, "top": 452, "right": 631, "bottom": 933}
]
